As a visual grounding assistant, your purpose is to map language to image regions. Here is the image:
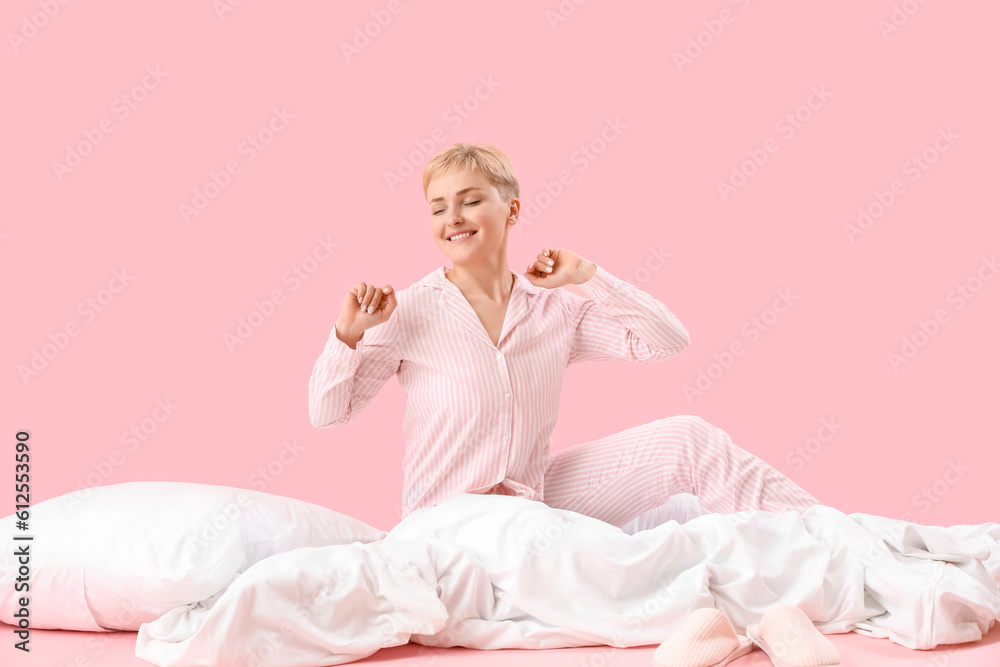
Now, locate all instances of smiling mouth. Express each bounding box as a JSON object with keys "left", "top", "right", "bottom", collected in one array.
[{"left": 448, "top": 231, "right": 477, "bottom": 242}]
